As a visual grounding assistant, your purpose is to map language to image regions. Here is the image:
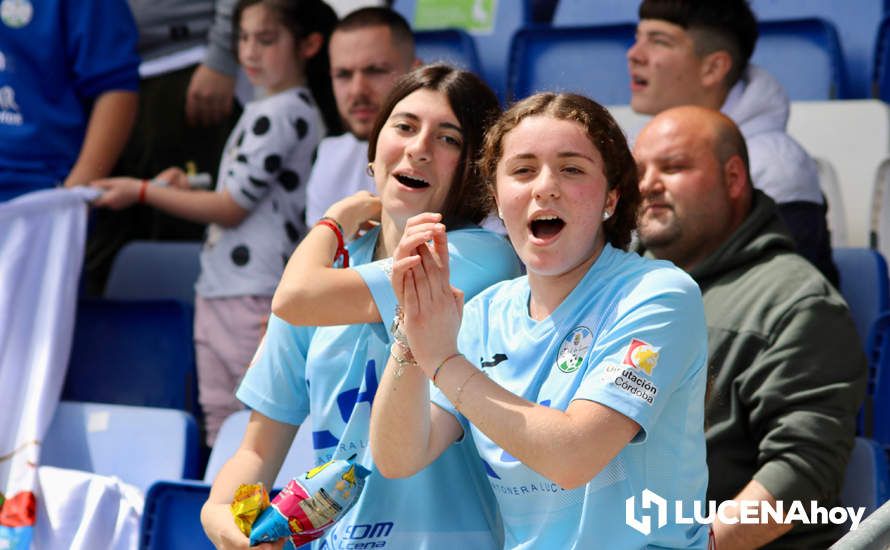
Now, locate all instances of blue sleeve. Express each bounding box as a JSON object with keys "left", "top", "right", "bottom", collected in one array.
[
  {"left": 447, "top": 228, "right": 521, "bottom": 298},
  {"left": 236, "top": 314, "right": 315, "bottom": 425},
  {"left": 575, "top": 269, "right": 708, "bottom": 443},
  {"left": 353, "top": 227, "right": 521, "bottom": 335},
  {"left": 65, "top": 0, "right": 140, "bottom": 99}
]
